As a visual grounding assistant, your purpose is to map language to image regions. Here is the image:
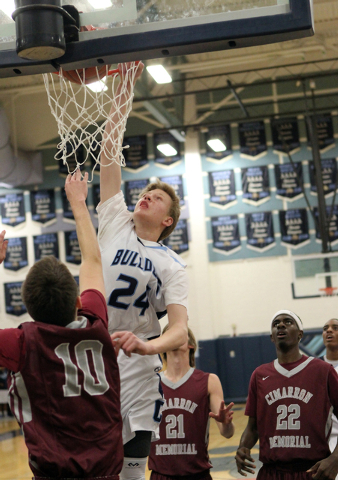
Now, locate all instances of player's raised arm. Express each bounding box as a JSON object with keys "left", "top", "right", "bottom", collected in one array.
[
  {"left": 65, "top": 170, "right": 105, "bottom": 296},
  {"left": 208, "top": 373, "right": 234, "bottom": 439},
  {"left": 0, "top": 230, "right": 8, "bottom": 264},
  {"left": 100, "top": 61, "right": 144, "bottom": 204}
]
